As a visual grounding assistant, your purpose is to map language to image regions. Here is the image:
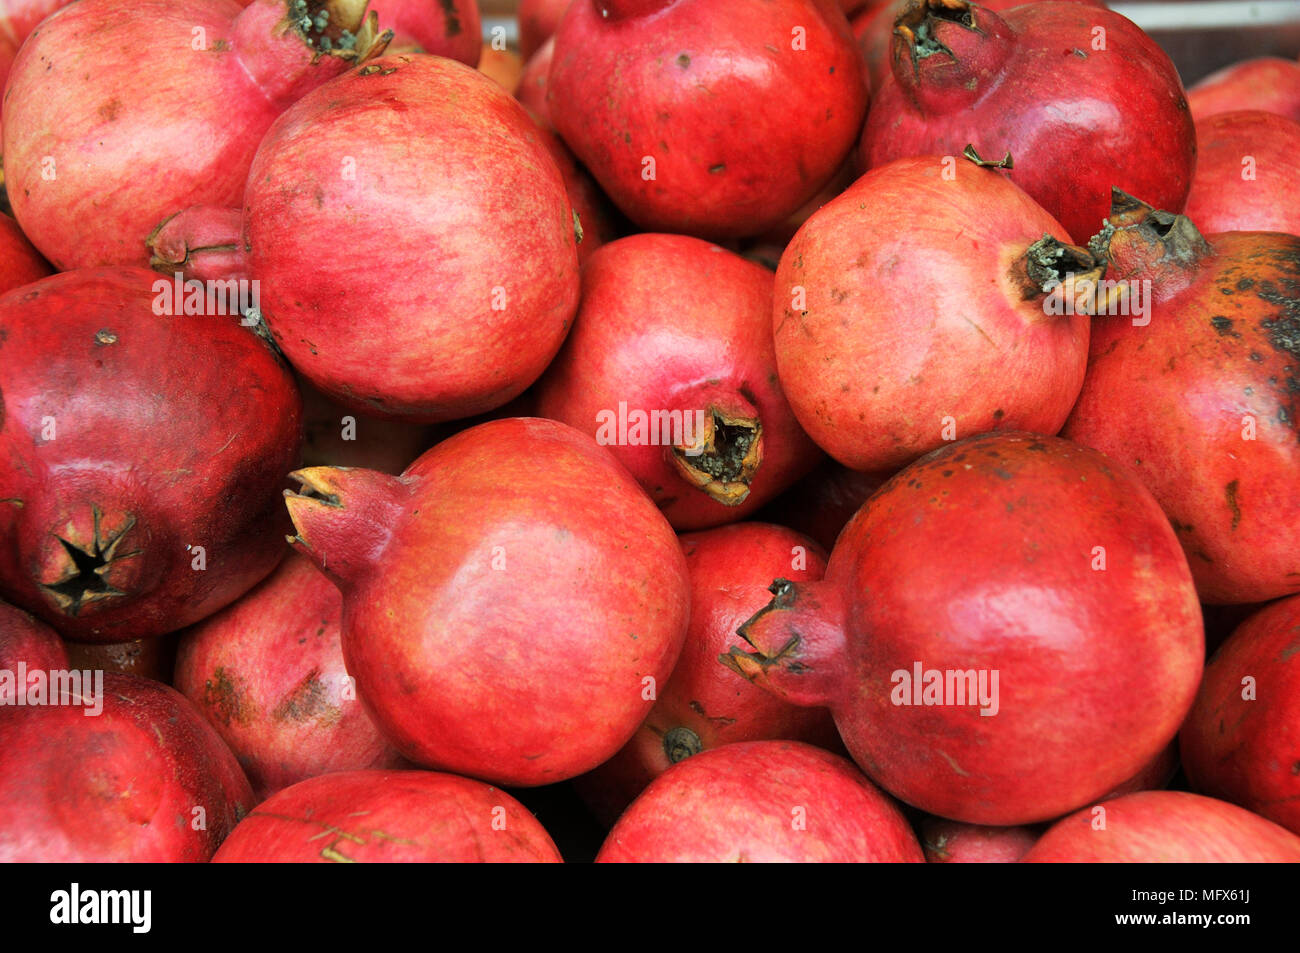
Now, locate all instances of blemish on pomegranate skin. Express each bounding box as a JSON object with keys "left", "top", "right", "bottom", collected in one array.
[
  {"left": 1225, "top": 480, "right": 1242, "bottom": 530},
  {"left": 98, "top": 98, "right": 121, "bottom": 122}
]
